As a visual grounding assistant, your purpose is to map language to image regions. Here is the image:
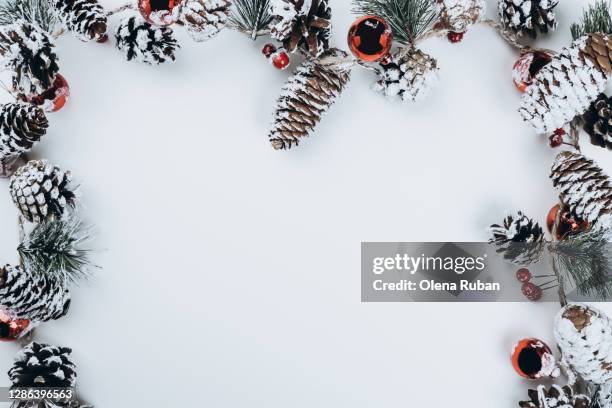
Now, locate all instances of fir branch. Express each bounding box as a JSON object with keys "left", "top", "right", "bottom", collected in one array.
[
  {"left": 229, "top": 0, "right": 271, "bottom": 39},
  {"left": 0, "top": 0, "right": 58, "bottom": 33},
  {"left": 352, "top": 0, "right": 438, "bottom": 45},
  {"left": 17, "top": 216, "right": 95, "bottom": 284},
  {"left": 571, "top": 0, "right": 612, "bottom": 40}
]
